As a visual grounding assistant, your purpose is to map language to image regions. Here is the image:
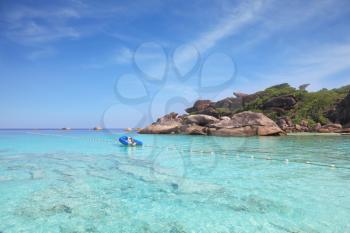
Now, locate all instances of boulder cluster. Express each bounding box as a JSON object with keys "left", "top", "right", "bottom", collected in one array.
[
  {"left": 275, "top": 117, "right": 348, "bottom": 133},
  {"left": 139, "top": 111, "right": 284, "bottom": 136},
  {"left": 139, "top": 84, "right": 350, "bottom": 136}
]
